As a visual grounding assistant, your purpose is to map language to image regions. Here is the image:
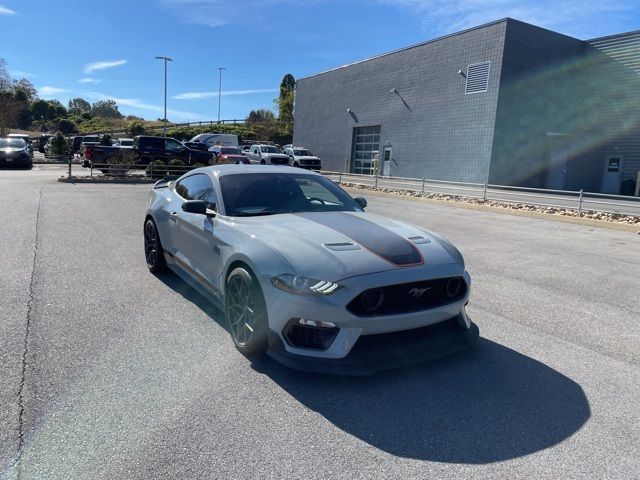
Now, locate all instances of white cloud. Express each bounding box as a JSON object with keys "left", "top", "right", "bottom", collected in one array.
[
  {"left": 173, "top": 89, "right": 278, "bottom": 100},
  {"left": 78, "top": 77, "right": 101, "bottom": 84},
  {"left": 39, "top": 86, "right": 67, "bottom": 96},
  {"left": 378, "top": 0, "right": 635, "bottom": 38},
  {"left": 86, "top": 91, "right": 206, "bottom": 121},
  {"left": 0, "top": 5, "right": 16, "bottom": 14},
  {"left": 10, "top": 70, "right": 34, "bottom": 78},
  {"left": 84, "top": 60, "right": 127, "bottom": 73}
]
